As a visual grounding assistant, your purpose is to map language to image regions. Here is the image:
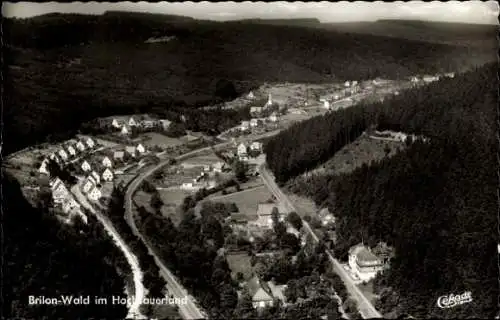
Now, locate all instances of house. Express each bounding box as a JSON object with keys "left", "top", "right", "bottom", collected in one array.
[
  {"left": 265, "top": 93, "right": 273, "bottom": 107},
  {"left": 121, "top": 125, "right": 130, "bottom": 135},
  {"left": 253, "top": 203, "right": 284, "bottom": 228},
  {"left": 351, "top": 80, "right": 358, "bottom": 87},
  {"left": 39, "top": 159, "right": 50, "bottom": 175},
  {"left": 58, "top": 149, "right": 69, "bottom": 162},
  {"left": 321, "top": 99, "right": 330, "bottom": 109},
  {"left": 344, "top": 81, "right": 351, "bottom": 87},
  {"left": 247, "top": 276, "right": 275, "bottom": 309},
  {"left": 76, "top": 141, "right": 86, "bottom": 152},
  {"left": 250, "top": 141, "right": 263, "bottom": 152},
  {"left": 82, "top": 178, "right": 95, "bottom": 193},
  {"left": 318, "top": 208, "right": 335, "bottom": 226},
  {"left": 49, "top": 153, "right": 60, "bottom": 164},
  {"left": 111, "top": 118, "right": 121, "bottom": 128},
  {"left": 91, "top": 171, "right": 101, "bottom": 184},
  {"left": 269, "top": 112, "right": 279, "bottom": 123},
  {"left": 159, "top": 119, "right": 172, "bottom": 131},
  {"left": 422, "top": 75, "right": 439, "bottom": 83},
  {"left": 444, "top": 72, "right": 455, "bottom": 78},
  {"left": 240, "top": 121, "right": 250, "bottom": 131},
  {"left": 410, "top": 76, "right": 419, "bottom": 83},
  {"left": 81, "top": 160, "right": 91, "bottom": 172},
  {"left": 51, "top": 178, "right": 69, "bottom": 204},
  {"left": 88, "top": 186, "right": 102, "bottom": 201},
  {"left": 102, "top": 156, "right": 113, "bottom": 168},
  {"left": 237, "top": 143, "right": 248, "bottom": 157},
  {"left": 102, "top": 168, "right": 114, "bottom": 182},
  {"left": 125, "top": 146, "right": 137, "bottom": 157},
  {"left": 348, "top": 243, "right": 385, "bottom": 282},
  {"left": 213, "top": 161, "right": 225, "bottom": 173},
  {"left": 250, "top": 119, "right": 259, "bottom": 127},
  {"left": 128, "top": 117, "right": 138, "bottom": 127},
  {"left": 113, "top": 151, "right": 125, "bottom": 161},
  {"left": 250, "top": 106, "right": 263, "bottom": 114},
  {"left": 86, "top": 137, "right": 95, "bottom": 149},
  {"left": 136, "top": 144, "right": 146, "bottom": 154},
  {"left": 247, "top": 91, "right": 255, "bottom": 99},
  {"left": 66, "top": 145, "right": 76, "bottom": 157}
]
